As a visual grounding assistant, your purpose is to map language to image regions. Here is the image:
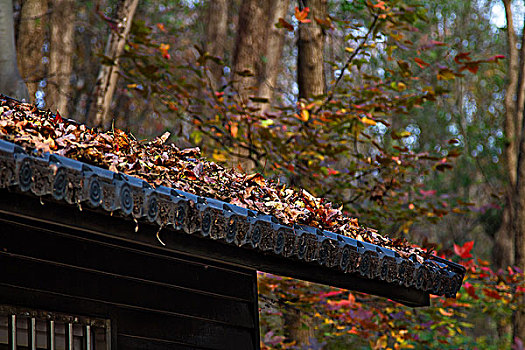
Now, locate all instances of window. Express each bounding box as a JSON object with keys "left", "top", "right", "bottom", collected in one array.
[{"left": 0, "top": 306, "right": 110, "bottom": 350}]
